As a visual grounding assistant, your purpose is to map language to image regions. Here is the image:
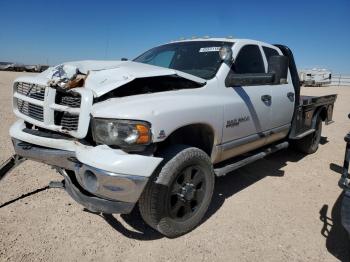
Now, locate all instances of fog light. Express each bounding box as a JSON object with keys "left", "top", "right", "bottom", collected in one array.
[{"left": 82, "top": 170, "right": 98, "bottom": 192}]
